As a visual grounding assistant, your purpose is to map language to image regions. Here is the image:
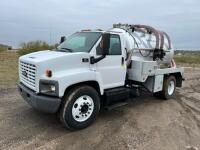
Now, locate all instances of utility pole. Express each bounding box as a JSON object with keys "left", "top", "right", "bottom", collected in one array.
[{"left": 49, "top": 25, "right": 52, "bottom": 45}]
